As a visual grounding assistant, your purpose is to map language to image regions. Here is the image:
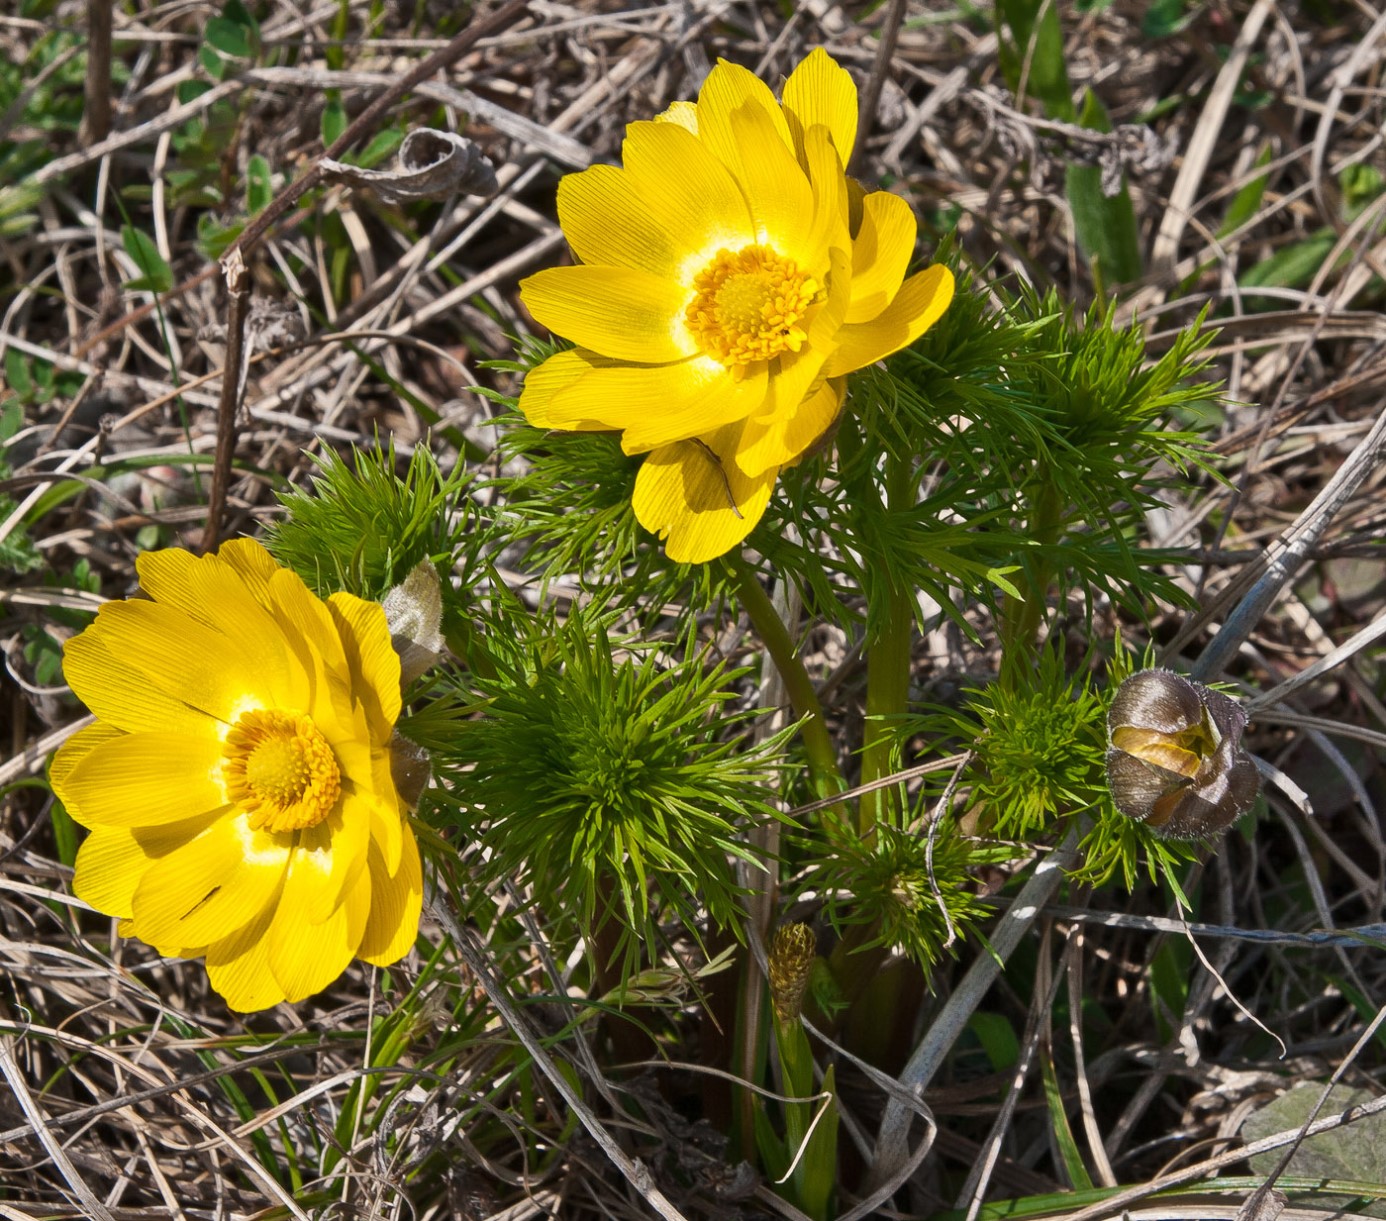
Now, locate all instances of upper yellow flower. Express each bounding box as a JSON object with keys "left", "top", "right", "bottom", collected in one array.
[
  {"left": 518, "top": 48, "right": 954, "bottom": 563},
  {"left": 51, "top": 540, "right": 423, "bottom": 1012}
]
